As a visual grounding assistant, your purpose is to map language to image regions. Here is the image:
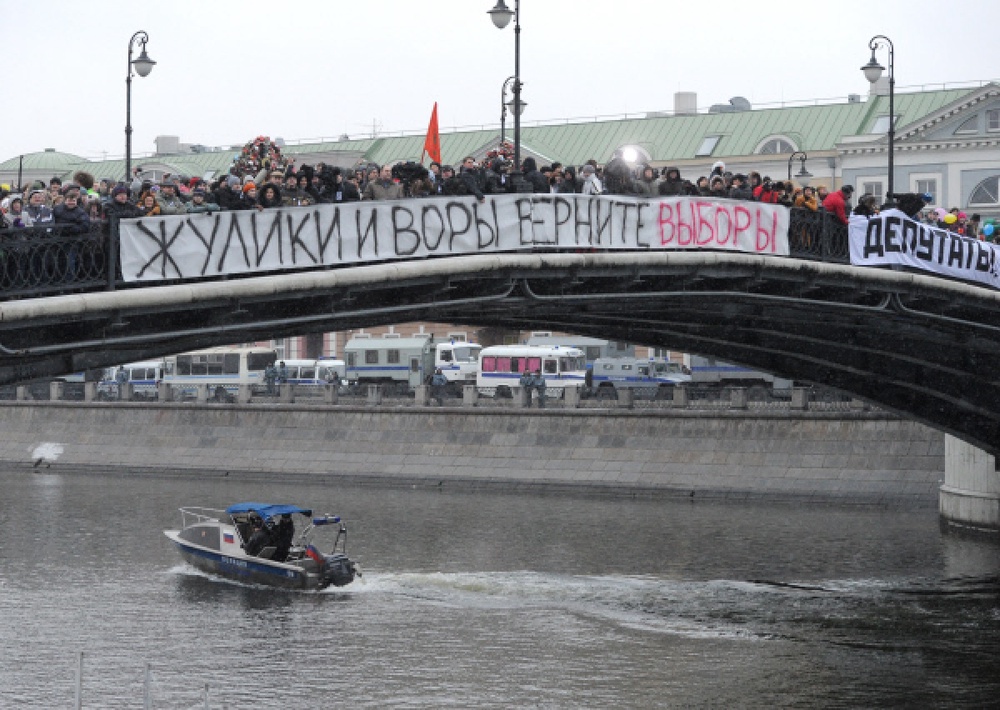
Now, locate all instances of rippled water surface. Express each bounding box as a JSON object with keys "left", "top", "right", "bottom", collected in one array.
[{"left": 1, "top": 468, "right": 998, "bottom": 708}]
